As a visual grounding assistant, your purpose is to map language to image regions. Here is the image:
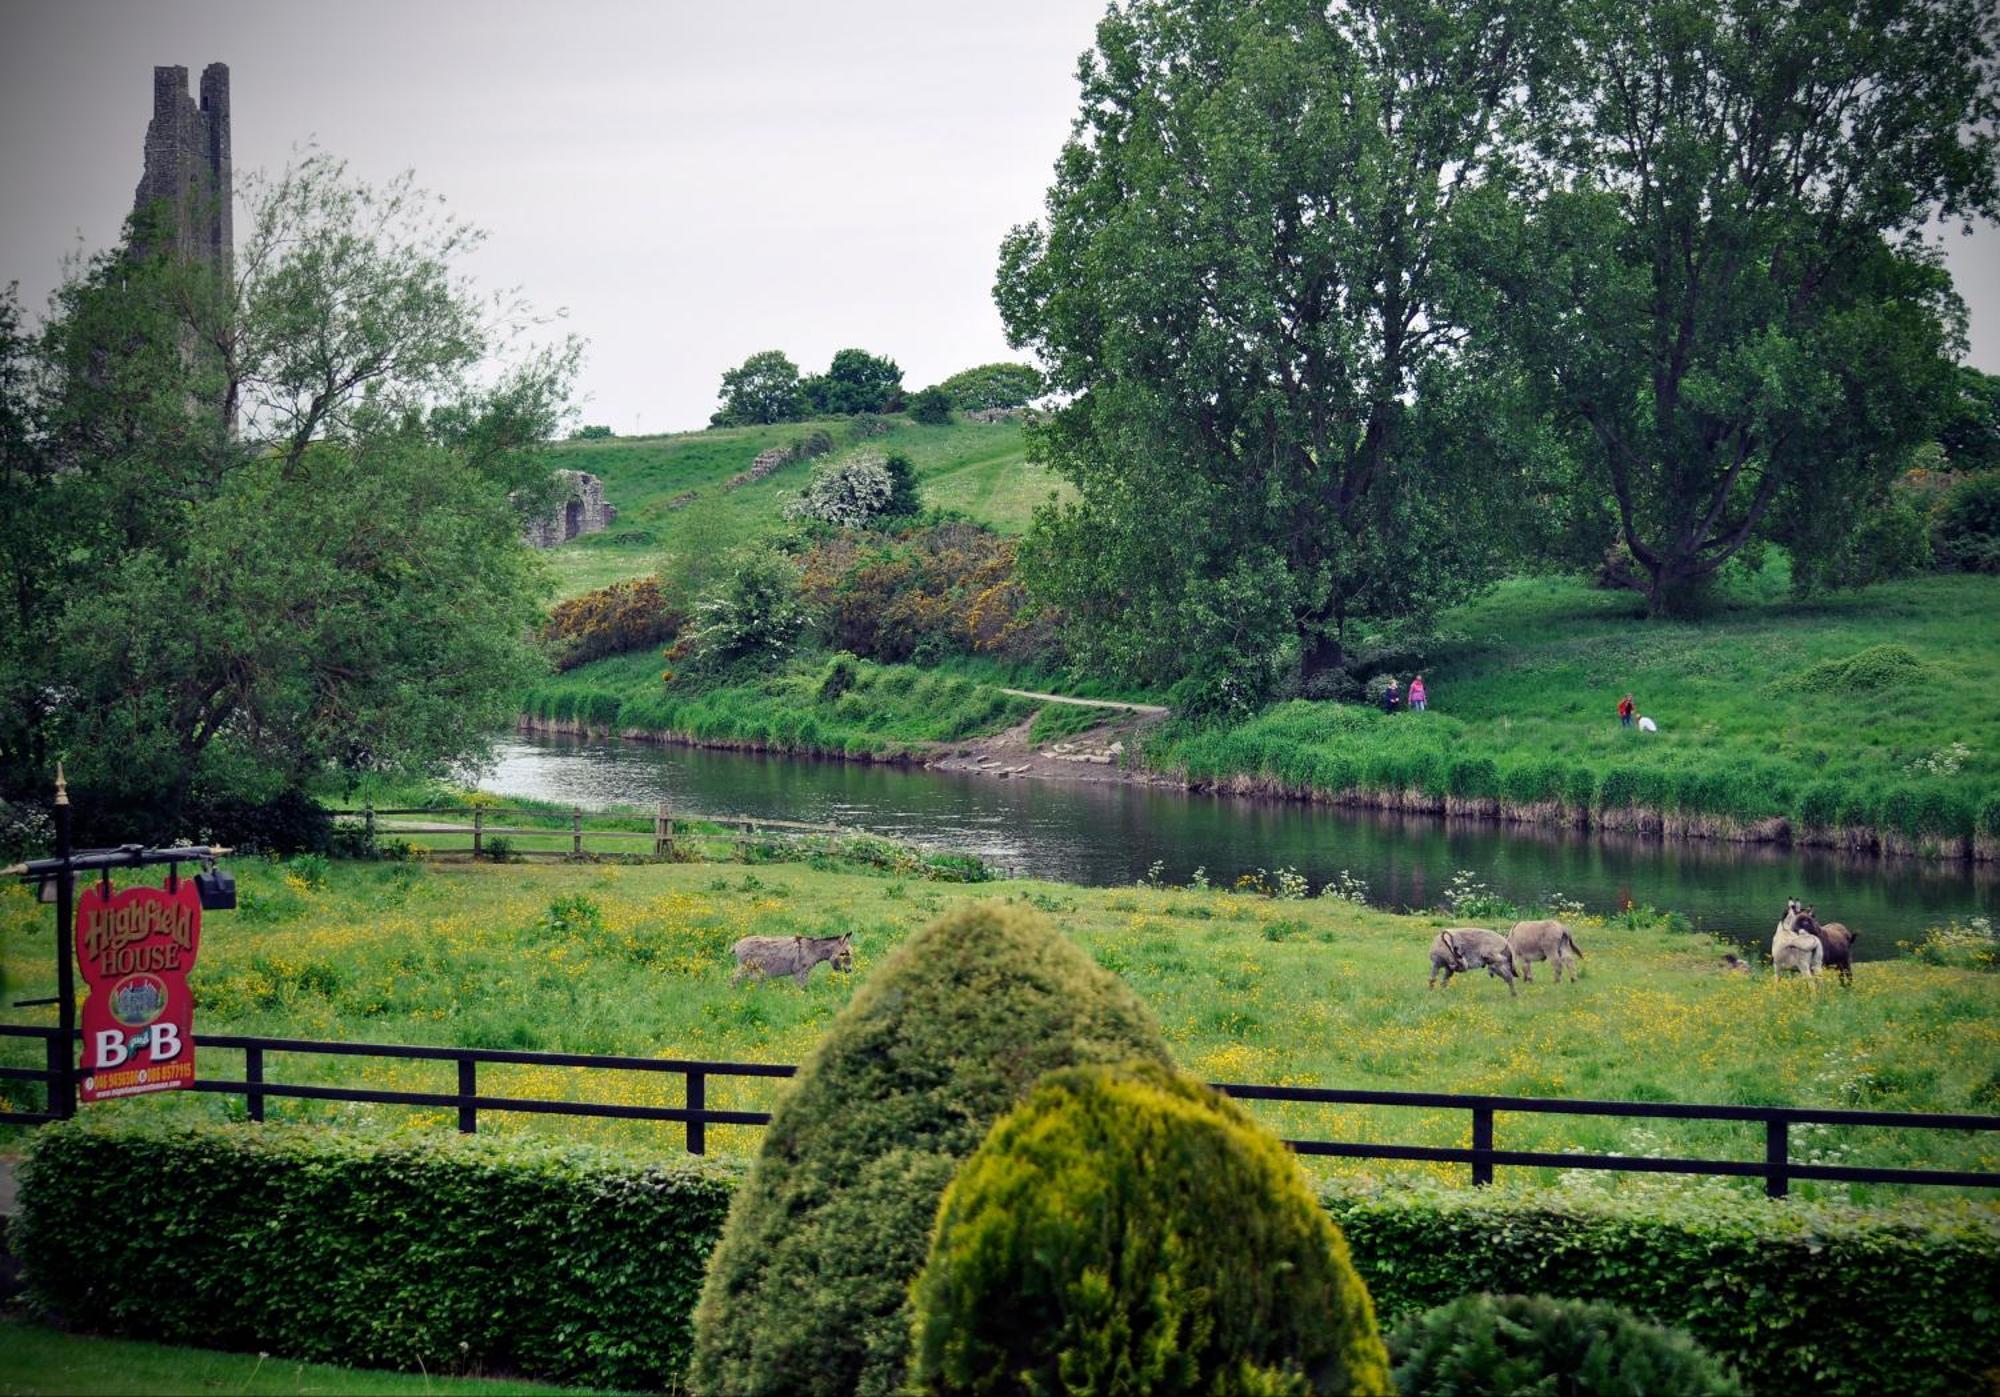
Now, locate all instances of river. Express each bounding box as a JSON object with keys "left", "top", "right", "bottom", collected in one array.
[{"left": 481, "top": 733, "right": 1994, "bottom": 960}]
